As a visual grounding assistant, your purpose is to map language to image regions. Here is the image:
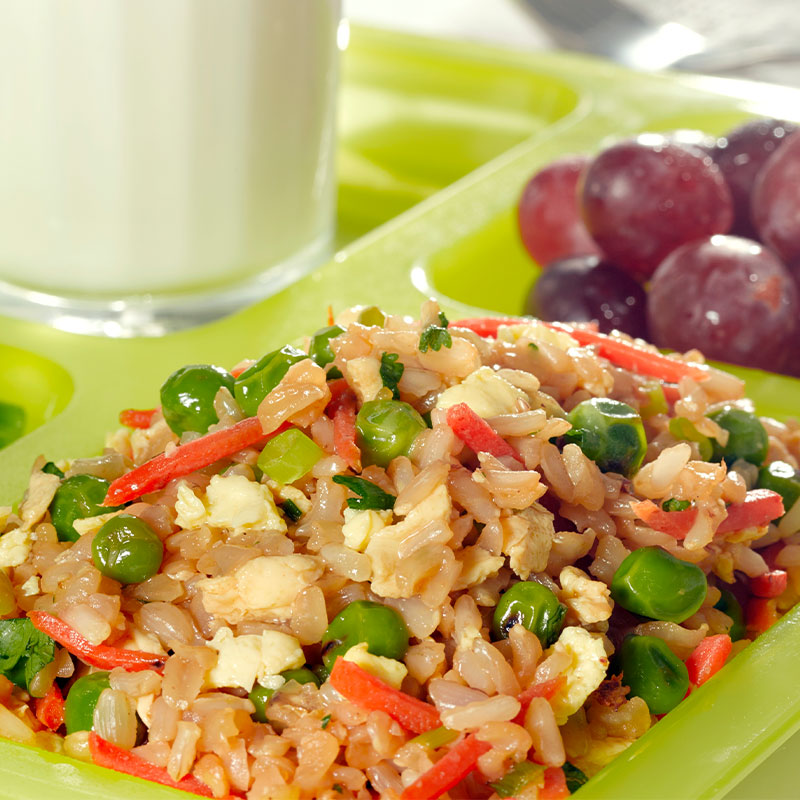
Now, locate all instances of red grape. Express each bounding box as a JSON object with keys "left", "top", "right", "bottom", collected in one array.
[
  {"left": 525, "top": 254, "right": 648, "bottom": 339},
  {"left": 752, "top": 129, "right": 800, "bottom": 269},
  {"left": 517, "top": 155, "right": 602, "bottom": 267},
  {"left": 647, "top": 235, "right": 798, "bottom": 372},
  {"left": 581, "top": 135, "right": 734, "bottom": 281},
  {"left": 711, "top": 118, "right": 796, "bottom": 238}
]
